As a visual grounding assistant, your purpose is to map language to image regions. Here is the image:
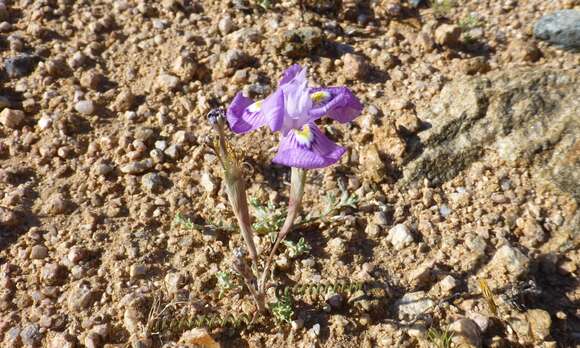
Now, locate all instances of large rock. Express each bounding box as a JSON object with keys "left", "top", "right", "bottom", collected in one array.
[
  {"left": 534, "top": 10, "right": 580, "bottom": 51},
  {"left": 400, "top": 68, "right": 579, "bottom": 202}
]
